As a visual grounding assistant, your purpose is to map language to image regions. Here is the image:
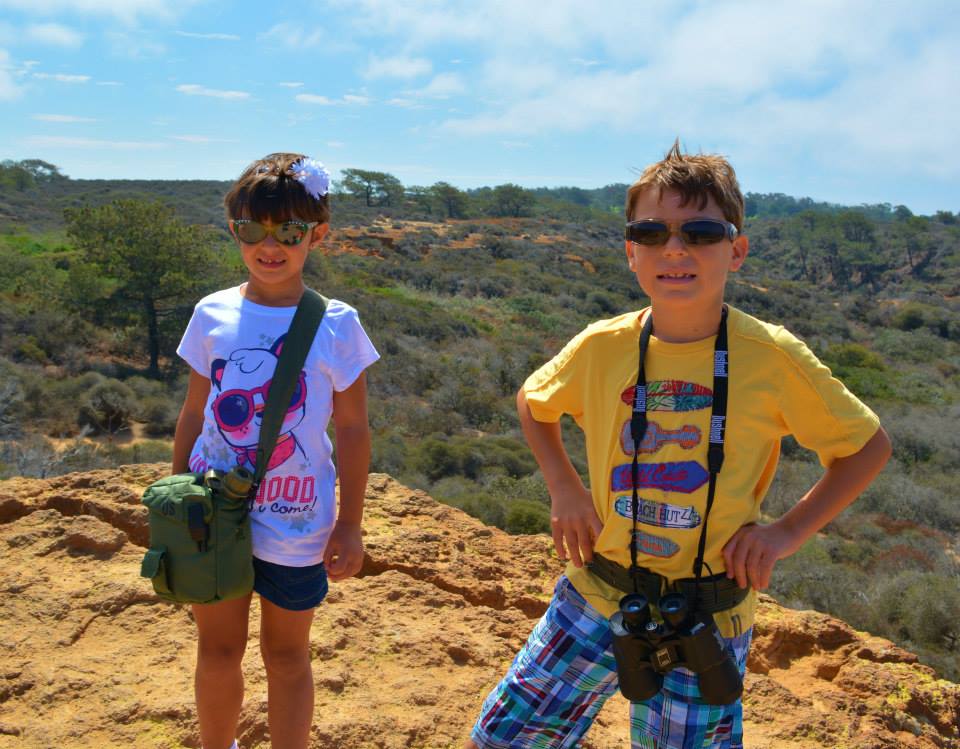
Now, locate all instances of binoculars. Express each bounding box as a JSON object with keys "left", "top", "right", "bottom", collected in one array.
[{"left": 609, "top": 591, "right": 742, "bottom": 705}]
